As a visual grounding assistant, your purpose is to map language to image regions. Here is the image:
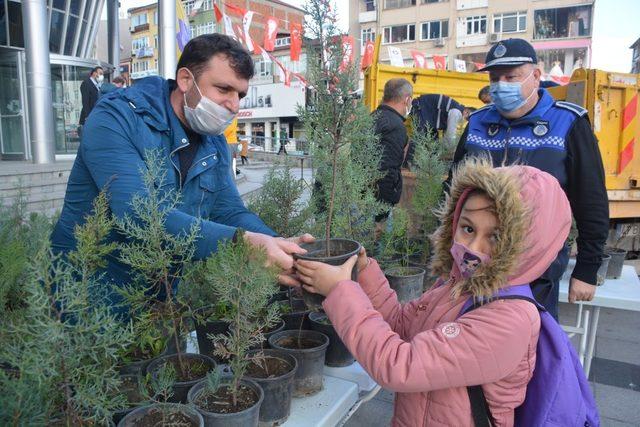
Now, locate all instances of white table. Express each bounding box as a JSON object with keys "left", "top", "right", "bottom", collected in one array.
[{"left": 559, "top": 260, "right": 640, "bottom": 377}]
